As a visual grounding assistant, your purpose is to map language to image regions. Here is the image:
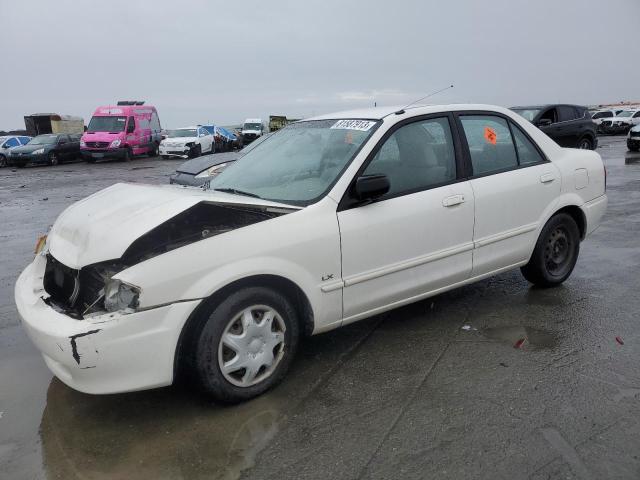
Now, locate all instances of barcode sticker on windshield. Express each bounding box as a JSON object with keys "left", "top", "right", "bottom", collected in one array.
[{"left": 330, "top": 120, "right": 376, "bottom": 131}]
